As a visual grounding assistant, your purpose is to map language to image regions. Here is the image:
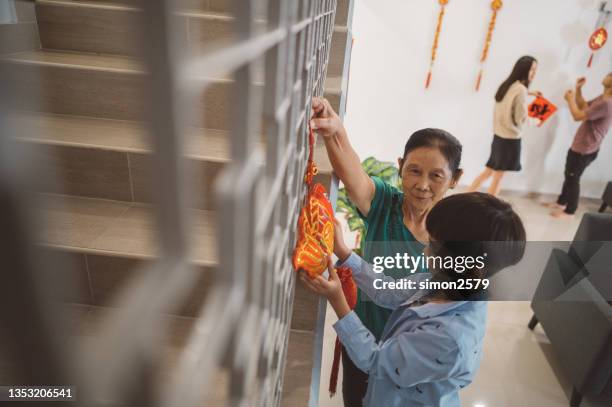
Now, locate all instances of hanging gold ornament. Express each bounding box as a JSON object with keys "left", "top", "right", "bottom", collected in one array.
[
  {"left": 475, "top": 0, "right": 503, "bottom": 91},
  {"left": 425, "top": 0, "right": 449, "bottom": 89}
]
